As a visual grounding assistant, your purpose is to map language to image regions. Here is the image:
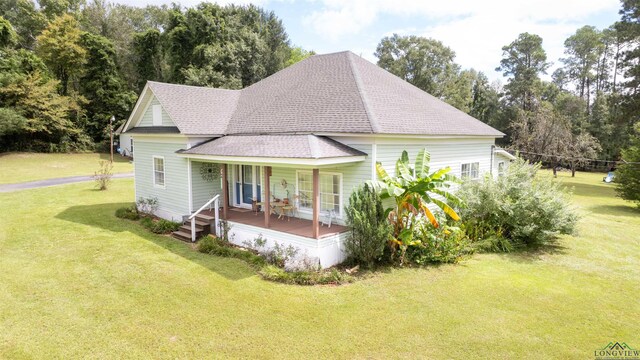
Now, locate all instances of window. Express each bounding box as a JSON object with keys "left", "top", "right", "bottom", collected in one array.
[
  {"left": 130, "top": 139, "right": 134, "bottom": 154},
  {"left": 296, "top": 171, "right": 342, "bottom": 216},
  {"left": 497, "top": 161, "right": 505, "bottom": 177},
  {"left": 153, "top": 156, "right": 165, "bottom": 187},
  {"left": 461, "top": 162, "right": 479, "bottom": 180},
  {"left": 152, "top": 104, "right": 162, "bottom": 126}
]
